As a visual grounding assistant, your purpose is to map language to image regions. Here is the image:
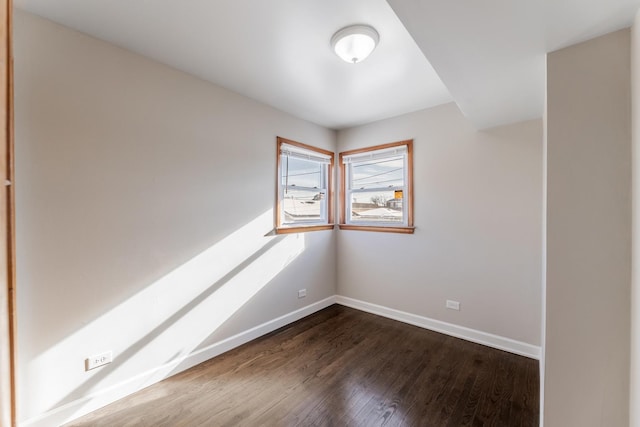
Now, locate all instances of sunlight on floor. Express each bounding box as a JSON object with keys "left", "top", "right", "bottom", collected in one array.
[{"left": 27, "top": 209, "right": 306, "bottom": 422}]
